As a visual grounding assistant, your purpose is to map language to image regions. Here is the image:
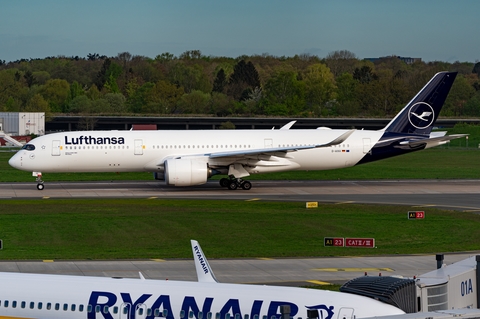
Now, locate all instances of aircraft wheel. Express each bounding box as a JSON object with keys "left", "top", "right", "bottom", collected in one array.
[
  {"left": 241, "top": 181, "right": 252, "bottom": 190},
  {"left": 227, "top": 181, "right": 238, "bottom": 190},
  {"left": 37, "top": 183, "right": 45, "bottom": 191},
  {"left": 220, "top": 178, "right": 230, "bottom": 187}
]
